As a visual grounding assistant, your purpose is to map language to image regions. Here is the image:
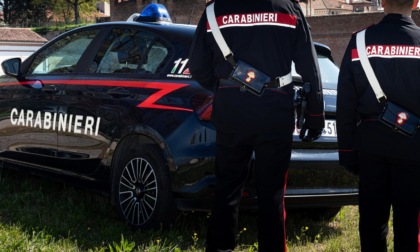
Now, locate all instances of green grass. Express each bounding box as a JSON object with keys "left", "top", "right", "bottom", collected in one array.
[{"left": 0, "top": 168, "right": 394, "bottom": 252}]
